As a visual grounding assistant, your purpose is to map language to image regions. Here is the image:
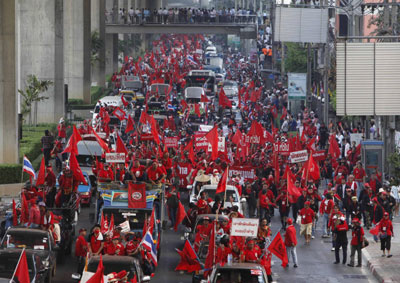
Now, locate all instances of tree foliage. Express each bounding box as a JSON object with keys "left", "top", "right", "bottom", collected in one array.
[
  {"left": 284, "top": 43, "right": 307, "bottom": 73},
  {"left": 18, "top": 75, "right": 53, "bottom": 125},
  {"left": 368, "top": 9, "right": 400, "bottom": 36},
  {"left": 91, "top": 31, "right": 104, "bottom": 65}
]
